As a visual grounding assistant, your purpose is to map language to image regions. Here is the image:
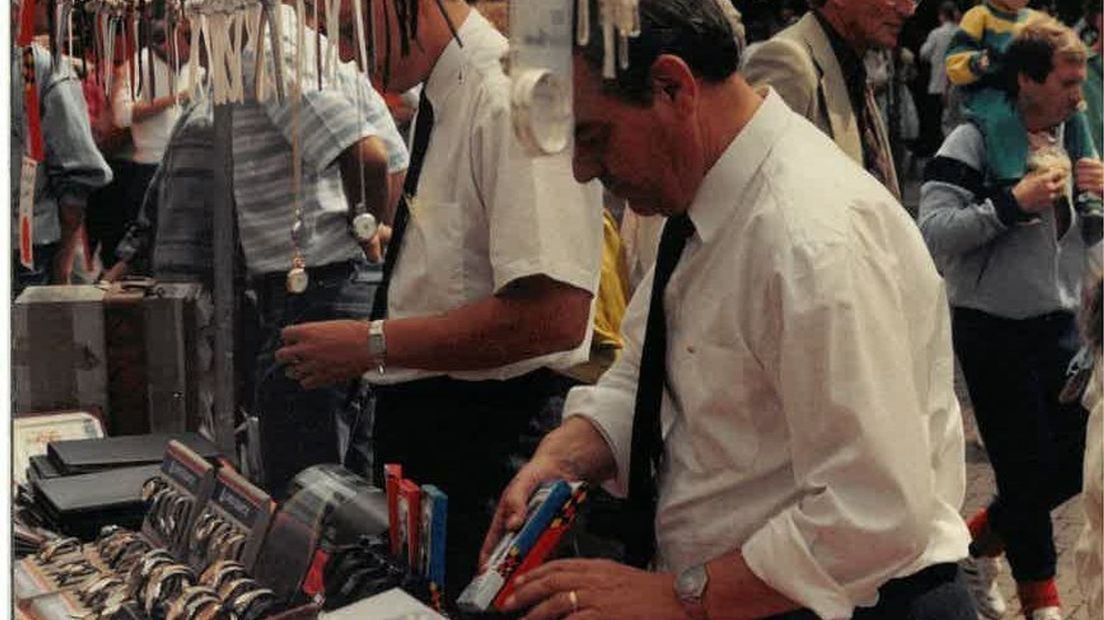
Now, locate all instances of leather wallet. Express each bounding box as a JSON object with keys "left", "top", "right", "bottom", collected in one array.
[
  {"left": 34, "top": 465, "right": 160, "bottom": 539},
  {"left": 47, "top": 433, "right": 221, "bottom": 476}
]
